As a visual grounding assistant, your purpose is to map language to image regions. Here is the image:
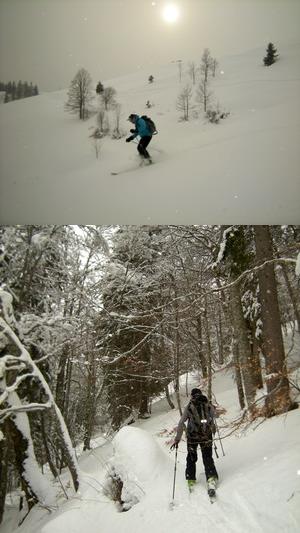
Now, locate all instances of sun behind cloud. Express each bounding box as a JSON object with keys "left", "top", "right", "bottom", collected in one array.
[{"left": 162, "top": 3, "right": 180, "bottom": 24}]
